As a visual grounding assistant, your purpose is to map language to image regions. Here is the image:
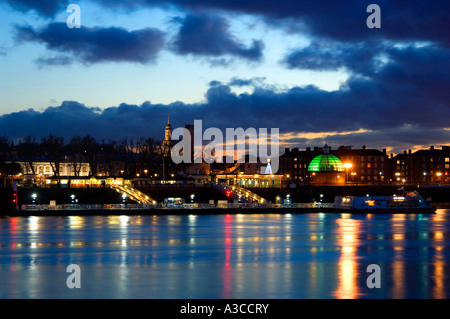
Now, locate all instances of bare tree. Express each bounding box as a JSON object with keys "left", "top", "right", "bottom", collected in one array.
[
  {"left": 136, "top": 137, "right": 159, "bottom": 174},
  {"left": 19, "top": 135, "right": 38, "bottom": 175},
  {"left": 69, "top": 136, "right": 83, "bottom": 177},
  {"left": 41, "top": 135, "right": 64, "bottom": 179},
  {"left": 117, "top": 138, "right": 136, "bottom": 176},
  {"left": 81, "top": 135, "right": 98, "bottom": 176}
]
